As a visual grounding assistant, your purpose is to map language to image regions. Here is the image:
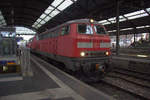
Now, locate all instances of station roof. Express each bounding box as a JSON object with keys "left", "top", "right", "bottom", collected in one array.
[{"left": 0, "top": 0, "right": 150, "bottom": 35}]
